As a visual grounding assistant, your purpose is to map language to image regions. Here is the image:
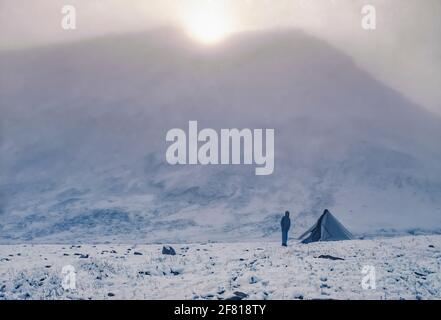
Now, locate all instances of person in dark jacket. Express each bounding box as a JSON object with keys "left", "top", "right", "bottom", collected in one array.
[{"left": 281, "top": 211, "right": 291, "bottom": 246}]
